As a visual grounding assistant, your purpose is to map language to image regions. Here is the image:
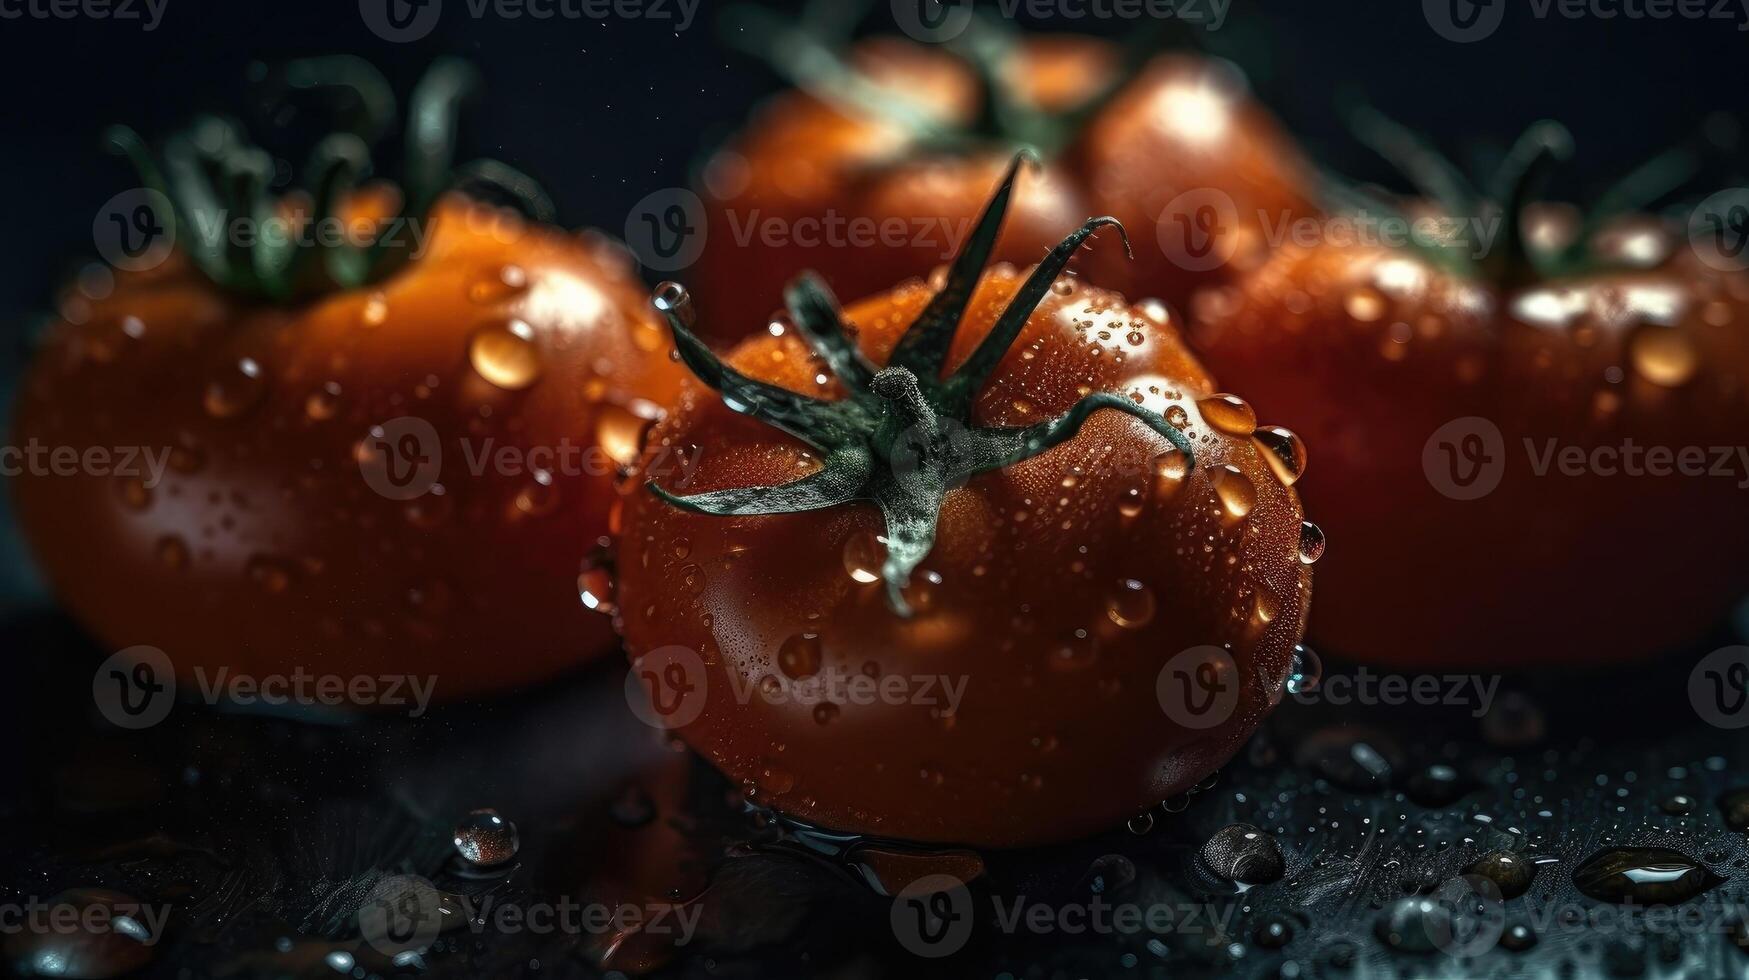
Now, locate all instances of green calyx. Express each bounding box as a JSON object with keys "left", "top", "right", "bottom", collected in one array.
[
  {"left": 103, "top": 56, "right": 552, "bottom": 302},
  {"left": 647, "top": 153, "right": 1195, "bottom": 616},
  {"left": 1330, "top": 107, "right": 1736, "bottom": 288},
  {"left": 721, "top": 1, "right": 1195, "bottom": 159}
]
